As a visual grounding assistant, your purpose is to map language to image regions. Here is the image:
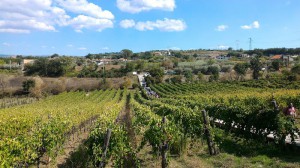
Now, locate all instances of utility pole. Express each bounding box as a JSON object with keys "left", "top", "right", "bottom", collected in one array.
[{"left": 249, "top": 38, "right": 252, "bottom": 51}]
